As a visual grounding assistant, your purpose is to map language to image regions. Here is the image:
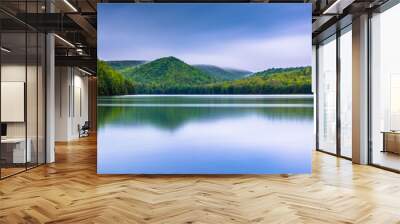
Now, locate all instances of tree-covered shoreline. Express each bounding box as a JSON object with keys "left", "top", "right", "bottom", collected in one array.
[{"left": 98, "top": 57, "right": 312, "bottom": 96}]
